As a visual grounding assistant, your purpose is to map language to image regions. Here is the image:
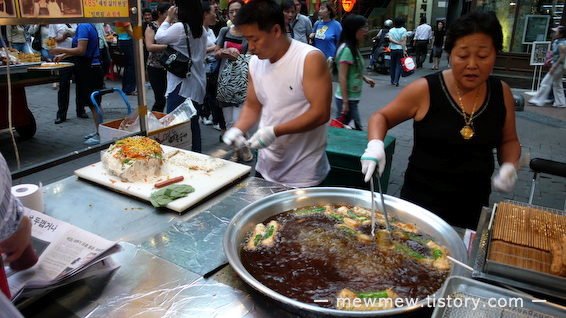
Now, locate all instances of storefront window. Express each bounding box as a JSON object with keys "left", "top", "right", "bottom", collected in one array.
[{"left": 476, "top": 0, "right": 564, "bottom": 53}]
